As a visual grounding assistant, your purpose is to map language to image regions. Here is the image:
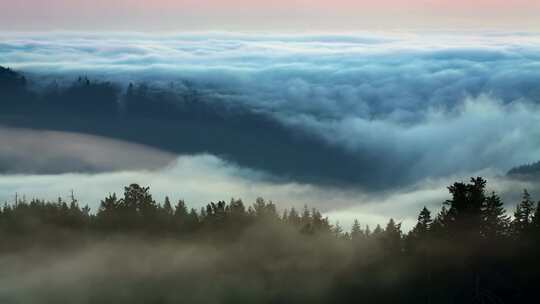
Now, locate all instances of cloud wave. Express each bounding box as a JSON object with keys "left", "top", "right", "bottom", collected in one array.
[{"left": 1, "top": 32, "right": 540, "bottom": 190}]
